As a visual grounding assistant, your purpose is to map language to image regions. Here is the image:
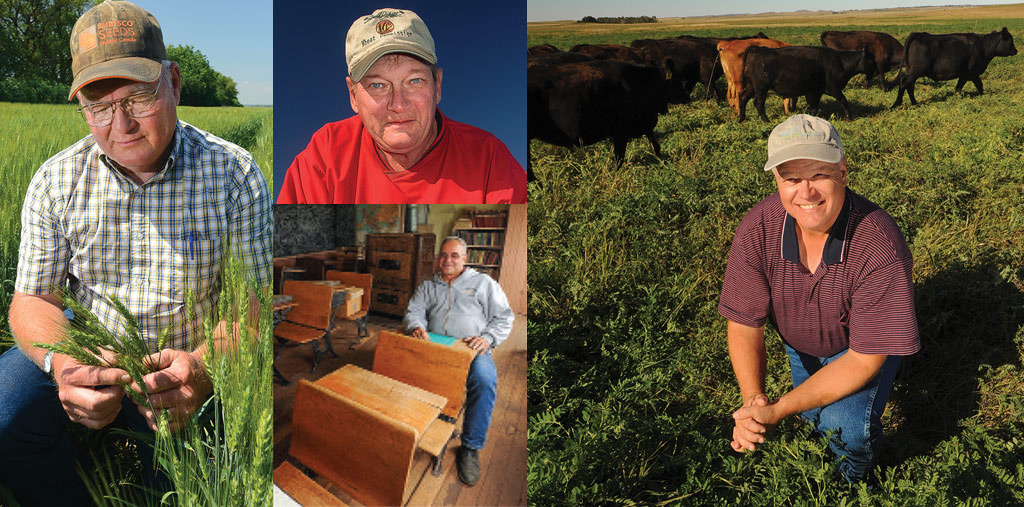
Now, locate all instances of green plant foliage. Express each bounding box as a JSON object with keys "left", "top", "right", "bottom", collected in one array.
[{"left": 527, "top": 13, "right": 1024, "bottom": 505}]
